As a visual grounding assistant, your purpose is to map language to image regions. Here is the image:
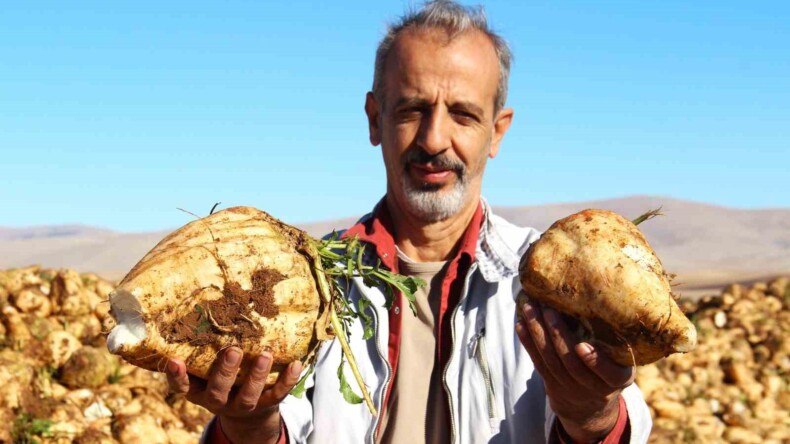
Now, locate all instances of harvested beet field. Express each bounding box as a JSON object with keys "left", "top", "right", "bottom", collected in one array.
[
  {"left": 638, "top": 277, "right": 790, "bottom": 443},
  {"left": 0, "top": 266, "right": 212, "bottom": 443},
  {"left": 1, "top": 265, "right": 788, "bottom": 442}
]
